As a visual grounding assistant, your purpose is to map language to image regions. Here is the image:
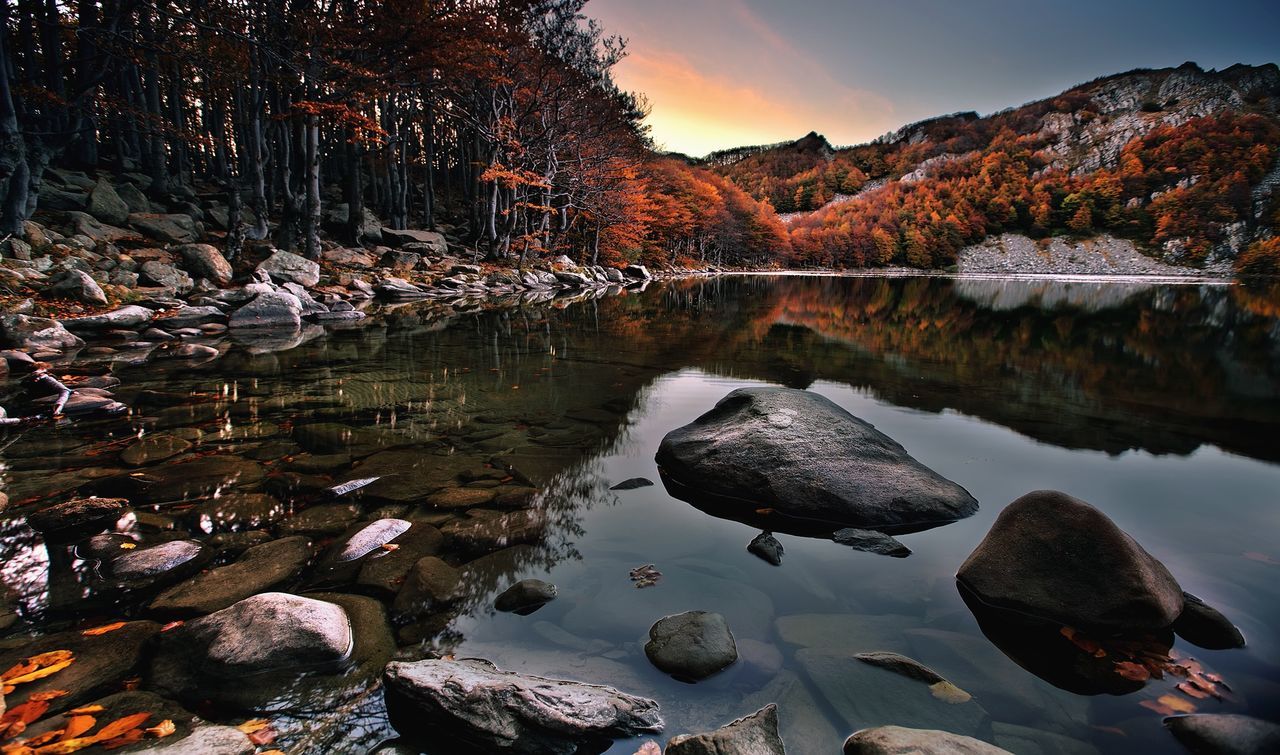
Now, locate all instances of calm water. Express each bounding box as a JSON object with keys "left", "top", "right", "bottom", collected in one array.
[{"left": 2, "top": 275, "right": 1279, "bottom": 754}]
